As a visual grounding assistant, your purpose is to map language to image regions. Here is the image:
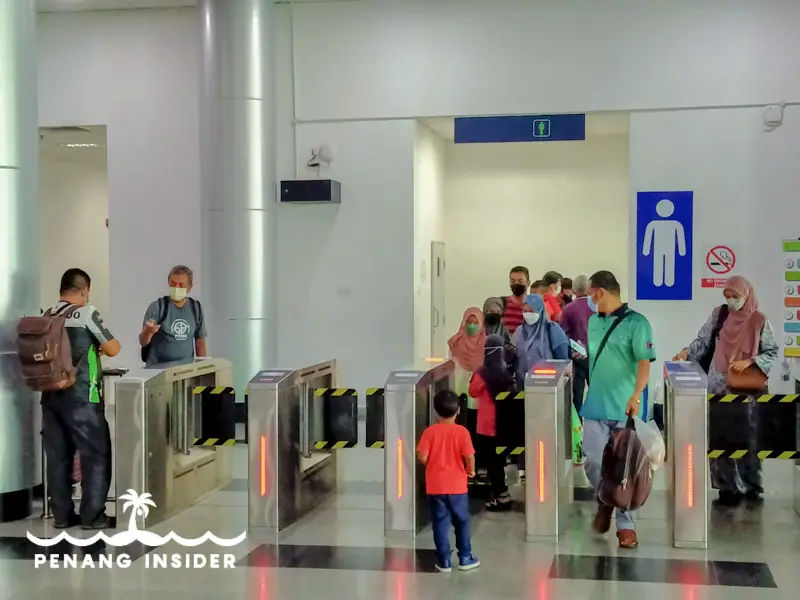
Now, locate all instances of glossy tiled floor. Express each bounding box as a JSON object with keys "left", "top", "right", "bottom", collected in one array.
[{"left": 1, "top": 445, "right": 798, "bottom": 599}]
